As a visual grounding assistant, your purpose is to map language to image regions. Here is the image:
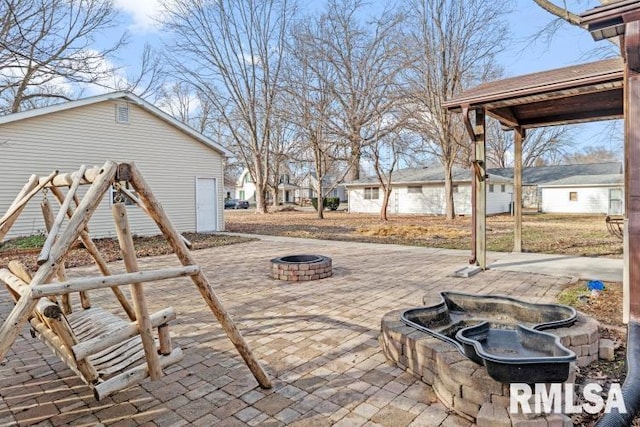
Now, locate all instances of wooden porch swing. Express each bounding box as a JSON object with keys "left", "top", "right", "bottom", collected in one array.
[{"left": 0, "top": 161, "right": 271, "bottom": 400}]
